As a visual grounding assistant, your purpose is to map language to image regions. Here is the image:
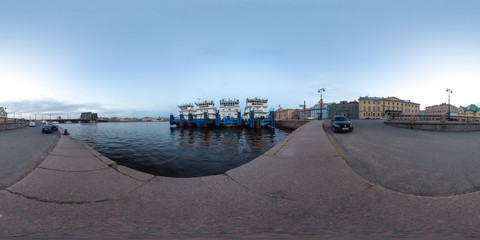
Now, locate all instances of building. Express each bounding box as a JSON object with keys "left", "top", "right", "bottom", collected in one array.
[
  {"left": 425, "top": 103, "right": 460, "bottom": 117},
  {"left": 292, "top": 108, "right": 311, "bottom": 119},
  {"left": 459, "top": 104, "right": 480, "bottom": 117},
  {"left": 275, "top": 108, "right": 295, "bottom": 120},
  {"left": 80, "top": 112, "right": 98, "bottom": 122},
  {"left": 358, "top": 96, "right": 420, "bottom": 119},
  {"left": 328, "top": 101, "right": 359, "bottom": 119},
  {"left": 0, "top": 107, "right": 7, "bottom": 123},
  {"left": 311, "top": 103, "right": 330, "bottom": 120}
]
